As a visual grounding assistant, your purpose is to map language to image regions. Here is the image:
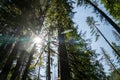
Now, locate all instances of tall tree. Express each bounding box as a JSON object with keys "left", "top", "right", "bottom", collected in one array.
[
  {"left": 10, "top": 50, "right": 27, "bottom": 80},
  {"left": 0, "top": 0, "right": 49, "bottom": 79},
  {"left": 46, "top": 27, "right": 51, "bottom": 80},
  {"left": 22, "top": 44, "right": 36, "bottom": 80},
  {"left": 0, "top": 41, "right": 21, "bottom": 80},
  {"left": 101, "top": 47, "right": 120, "bottom": 75},
  {"left": 77, "top": 0, "right": 120, "bottom": 34},
  {"left": 67, "top": 30, "right": 107, "bottom": 80},
  {"left": 0, "top": 0, "right": 117, "bottom": 80},
  {"left": 86, "top": 17, "right": 120, "bottom": 57},
  {"left": 45, "top": 0, "right": 73, "bottom": 79}
]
